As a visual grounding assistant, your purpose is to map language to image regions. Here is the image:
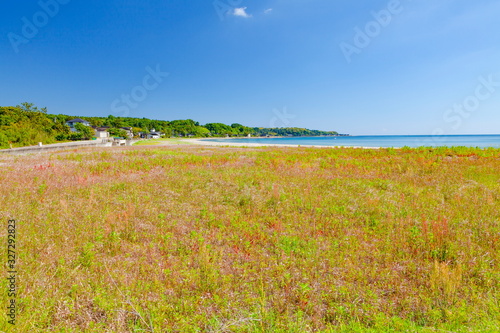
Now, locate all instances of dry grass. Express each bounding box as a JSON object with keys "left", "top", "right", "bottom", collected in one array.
[{"left": 1, "top": 145, "right": 499, "bottom": 332}]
